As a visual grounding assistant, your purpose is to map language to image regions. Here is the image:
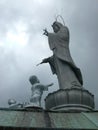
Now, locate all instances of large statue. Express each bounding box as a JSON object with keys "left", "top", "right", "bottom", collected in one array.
[
  {"left": 29, "top": 75, "right": 53, "bottom": 107},
  {"left": 41, "top": 21, "right": 83, "bottom": 89}
]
